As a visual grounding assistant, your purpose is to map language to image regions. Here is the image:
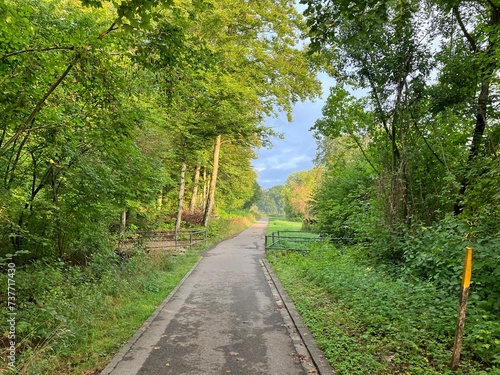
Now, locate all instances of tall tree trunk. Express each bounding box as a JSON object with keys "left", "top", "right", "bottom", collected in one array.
[
  {"left": 120, "top": 210, "right": 127, "bottom": 235},
  {"left": 189, "top": 163, "right": 201, "bottom": 213},
  {"left": 157, "top": 188, "right": 163, "bottom": 211},
  {"left": 202, "top": 167, "right": 208, "bottom": 209},
  {"left": 203, "top": 135, "right": 222, "bottom": 227},
  {"left": 453, "top": 5, "right": 498, "bottom": 215},
  {"left": 175, "top": 160, "right": 187, "bottom": 233}
]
